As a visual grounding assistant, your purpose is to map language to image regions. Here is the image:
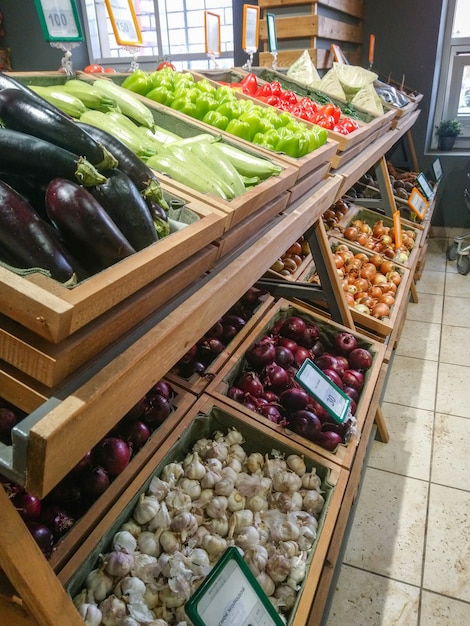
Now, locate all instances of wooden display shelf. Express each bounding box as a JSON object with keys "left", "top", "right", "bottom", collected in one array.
[
  {"left": 57, "top": 395, "right": 350, "bottom": 626},
  {"left": 0, "top": 186, "right": 226, "bottom": 344},
  {"left": 206, "top": 298, "right": 386, "bottom": 470}
]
